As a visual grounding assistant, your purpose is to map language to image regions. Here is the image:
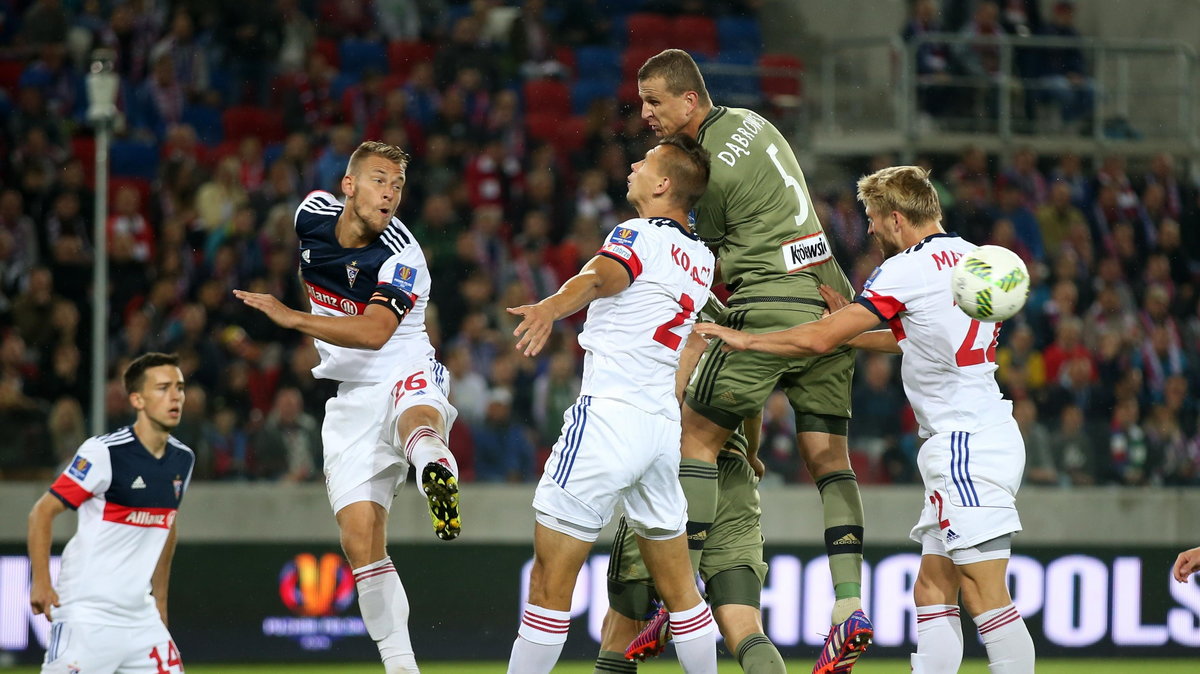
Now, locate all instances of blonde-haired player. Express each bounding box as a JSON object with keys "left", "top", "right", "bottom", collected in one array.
[
  {"left": 235, "top": 141, "right": 460, "bottom": 674},
  {"left": 698, "top": 166, "right": 1036, "bottom": 674}
]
